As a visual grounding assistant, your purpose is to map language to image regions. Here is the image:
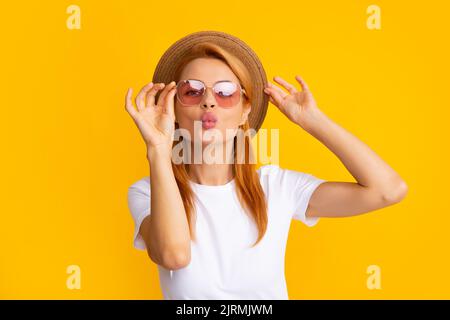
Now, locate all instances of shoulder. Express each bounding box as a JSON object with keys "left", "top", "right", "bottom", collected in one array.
[
  {"left": 127, "top": 176, "right": 151, "bottom": 217},
  {"left": 257, "top": 163, "right": 308, "bottom": 181},
  {"left": 257, "top": 164, "right": 324, "bottom": 191},
  {"left": 128, "top": 176, "right": 151, "bottom": 195},
  {"left": 257, "top": 164, "right": 281, "bottom": 177}
]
